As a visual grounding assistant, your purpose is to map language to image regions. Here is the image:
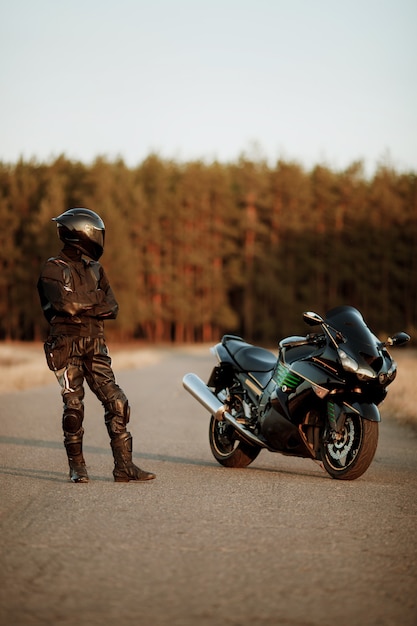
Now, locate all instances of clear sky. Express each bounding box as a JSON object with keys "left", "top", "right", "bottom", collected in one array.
[{"left": 1, "top": 0, "right": 416, "bottom": 175}]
